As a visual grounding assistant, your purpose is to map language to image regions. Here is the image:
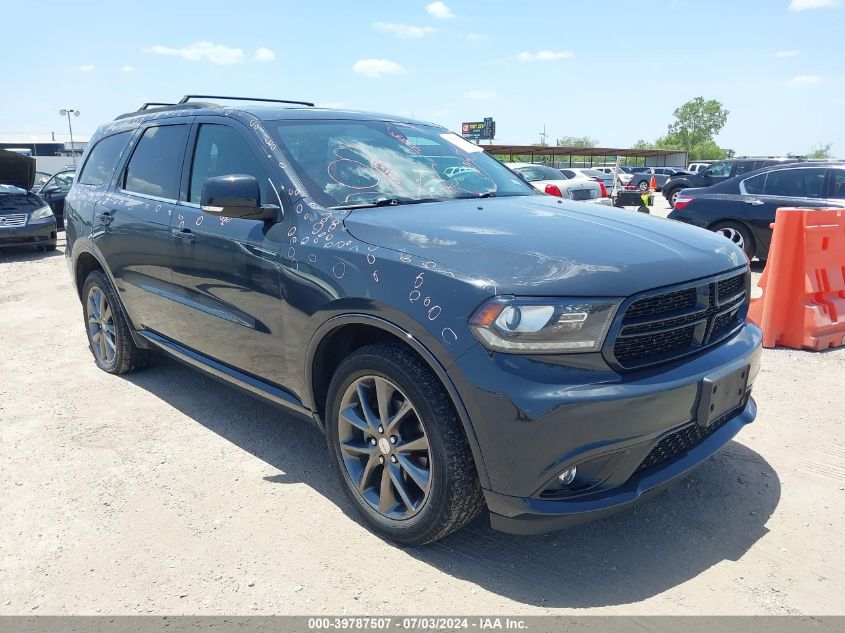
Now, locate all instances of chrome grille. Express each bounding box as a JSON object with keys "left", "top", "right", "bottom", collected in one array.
[
  {"left": 0, "top": 213, "right": 27, "bottom": 228},
  {"left": 607, "top": 270, "right": 749, "bottom": 370}
]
